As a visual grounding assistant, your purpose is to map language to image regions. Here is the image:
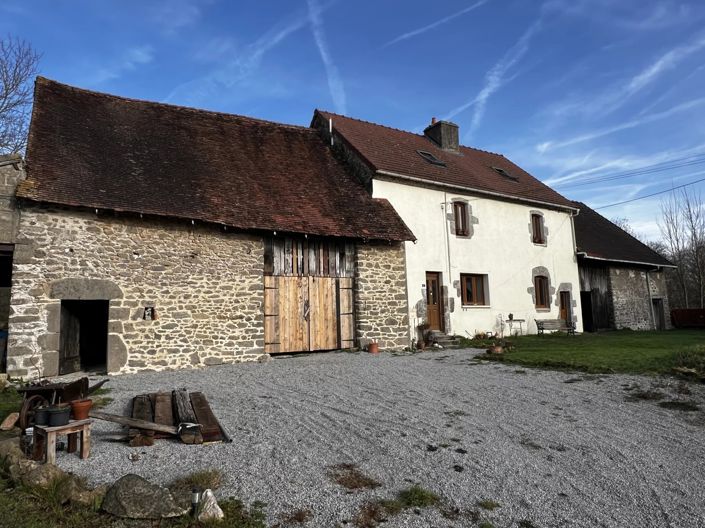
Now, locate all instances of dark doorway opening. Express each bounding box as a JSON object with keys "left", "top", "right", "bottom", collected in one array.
[
  {"left": 60, "top": 300, "right": 109, "bottom": 375},
  {"left": 580, "top": 291, "right": 594, "bottom": 332},
  {"left": 652, "top": 298, "right": 666, "bottom": 331},
  {"left": 0, "top": 246, "right": 13, "bottom": 373}
]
